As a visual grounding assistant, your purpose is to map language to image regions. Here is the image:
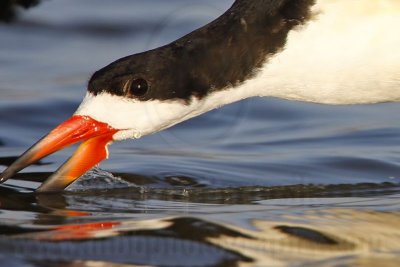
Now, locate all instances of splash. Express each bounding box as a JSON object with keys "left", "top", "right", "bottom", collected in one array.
[{"left": 66, "top": 167, "right": 136, "bottom": 191}]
